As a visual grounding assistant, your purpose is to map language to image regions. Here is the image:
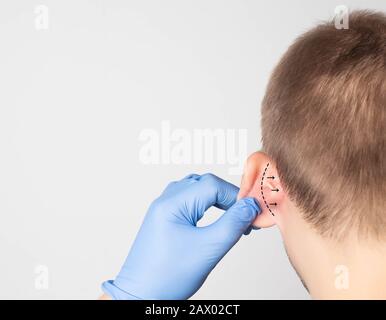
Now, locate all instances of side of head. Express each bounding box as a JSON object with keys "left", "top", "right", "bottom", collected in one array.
[{"left": 239, "top": 11, "right": 386, "bottom": 298}]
